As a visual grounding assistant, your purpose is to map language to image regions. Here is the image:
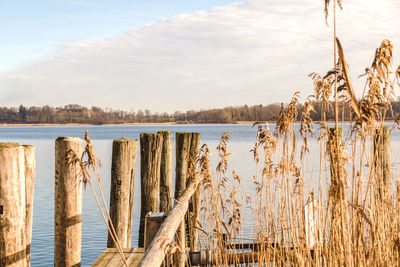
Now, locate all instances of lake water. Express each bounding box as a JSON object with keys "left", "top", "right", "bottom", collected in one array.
[{"left": 1, "top": 123, "right": 400, "bottom": 266}]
